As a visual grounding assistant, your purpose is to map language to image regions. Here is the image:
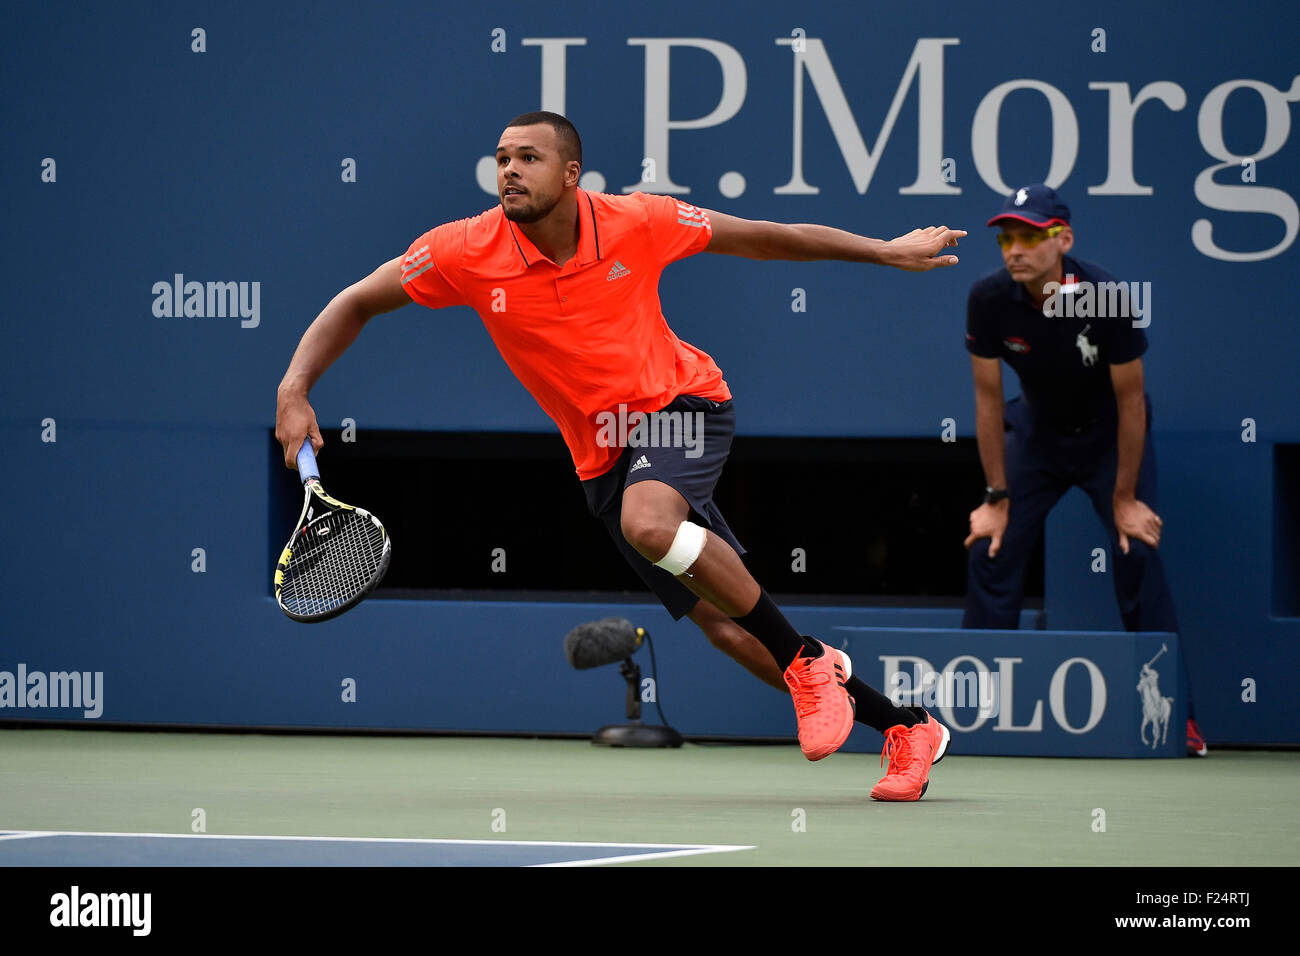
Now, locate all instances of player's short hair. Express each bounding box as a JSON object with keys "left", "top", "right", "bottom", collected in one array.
[{"left": 505, "top": 111, "right": 582, "bottom": 167}]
